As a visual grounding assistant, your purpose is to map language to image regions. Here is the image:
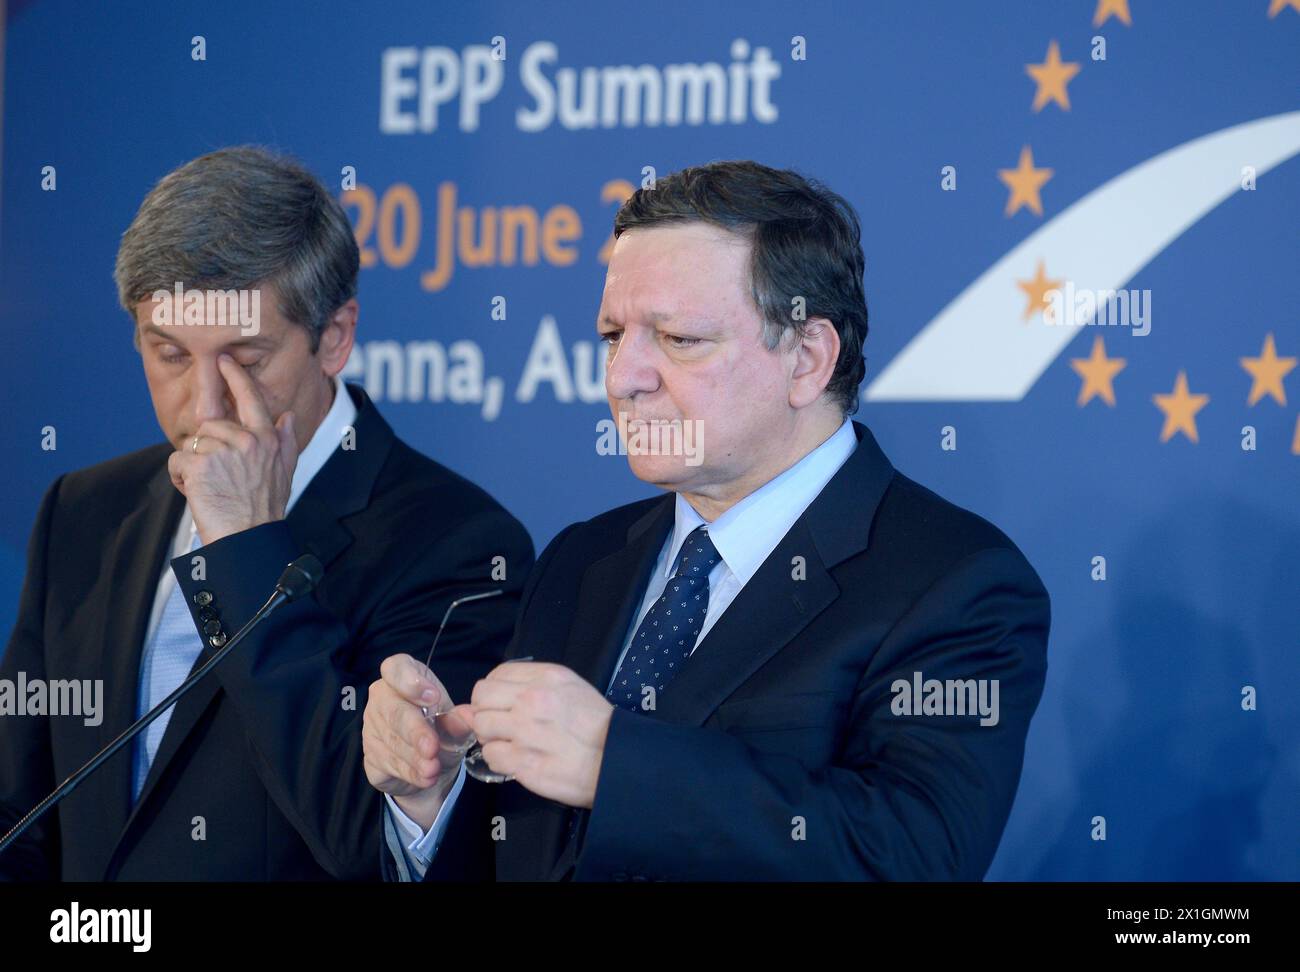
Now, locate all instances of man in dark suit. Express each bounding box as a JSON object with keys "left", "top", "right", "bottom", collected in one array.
[
  {"left": 0, "top": 147, "right": 533, "bottom": 880},
  {"left": 364, "top": 161, "right": 1050, "bottom": 881}
]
